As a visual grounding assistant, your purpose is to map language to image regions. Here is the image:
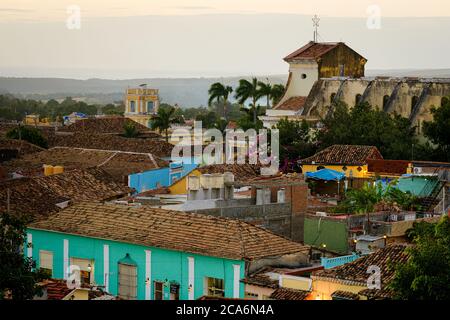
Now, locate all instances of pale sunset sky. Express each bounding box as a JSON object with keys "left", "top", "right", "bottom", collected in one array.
[{"left": 0, "top": 0, "right": 449, "bottom": 78}]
